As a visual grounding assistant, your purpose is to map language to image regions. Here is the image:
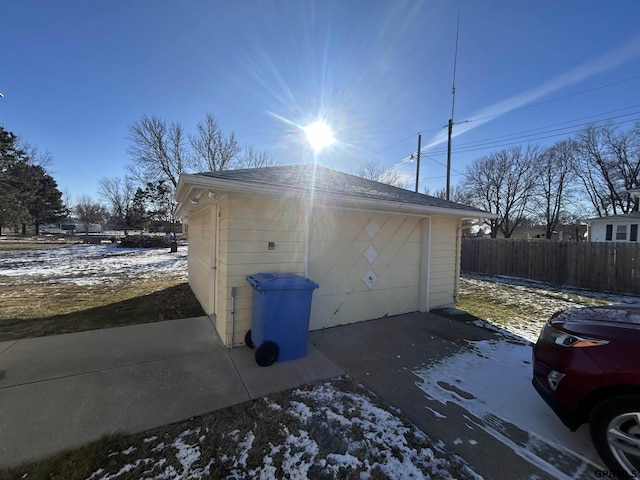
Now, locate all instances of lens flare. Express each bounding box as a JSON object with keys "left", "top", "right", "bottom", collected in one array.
[{"left": 304, "top": 121, "right": 336, "bottom": 152}]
